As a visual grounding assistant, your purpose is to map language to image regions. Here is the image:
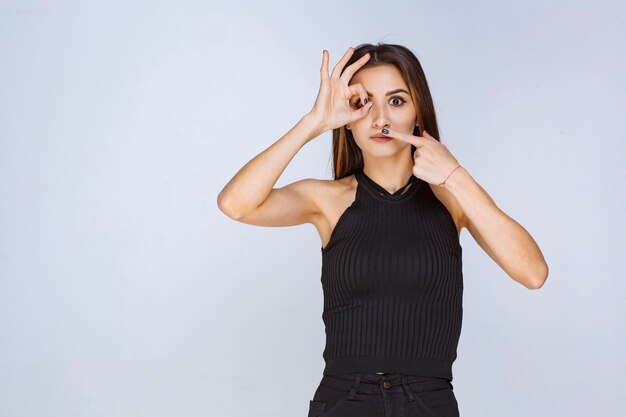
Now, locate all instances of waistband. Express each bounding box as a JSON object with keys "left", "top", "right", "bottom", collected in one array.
[{"left": 319, "top": 372, "right": 451, "bottom": 400}]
